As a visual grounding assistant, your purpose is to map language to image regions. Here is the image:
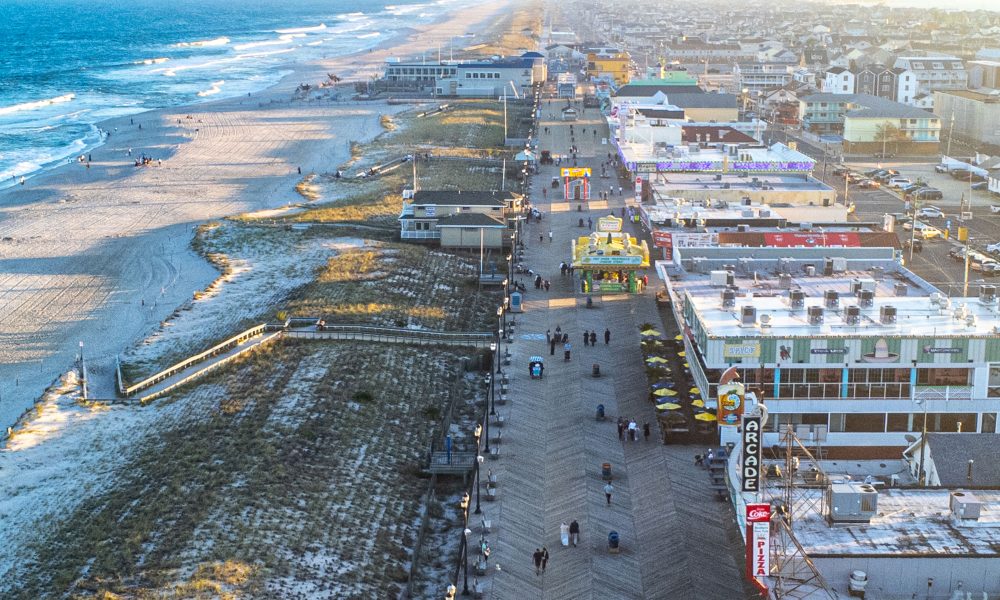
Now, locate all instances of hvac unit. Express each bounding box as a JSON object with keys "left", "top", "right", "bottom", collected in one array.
[
  {"left": 845, "top": 305, "right": 861, "bottom": 326},
  {"left": 759, "top": 209, "right": 771, "bottom": 218},
  {"left": 859, "top": 289, "right": 875, "bottom": 308},
  {"left": 742, "top": 197, "right": 752, "bottom": 206},
  {"left": 827, "top": 483, "right": 879, "bottom": 524},
  {"left": 727, "top": 271, "right": 736, "bottom": 286},
  {"left": 895, "top": 282, "right": 908, "bottom": 297},
  {"left": 779, "top": 257, "right": 794, "bottom": 274},
  {"left": 742, "top": 209, "right": 754, "bottom": 218},
  {"left": 824, "top": 290, "right": 840, "bottom": 309},
  {"left": 789, "top": 290, "right": 806, "bottom": 310},
  {"left": 721, "top": 289, "right": 737, "bottom": 308},
  {"left": 738, "top": 224, "right": 751, "bottom": 233},
  {"left": 808, "top": 306, "right": 824, "bottom": 325},
  {"left": 851, "top": 279, "right": 863, "bottom": 295},
  {"left": 831, "top": 257, "right": 848, "bottom": 272},
  {"left": 741, "top": 305, "right": 757, "bottom": 326},
  {"left": 879, "top": 305, "right": 897, "bottom": 325},
  {"left": 859, "top": 278, "right": 877, "bottom": 292},
  {"left": 980, "top": 284, "right": 997, "bottom": 305},
  {"left": 692, "top": 257, "right": 708, "bottom": 273},
  {"left": 823, "top": 257, "right": 834, "bottom": 276},
  {"left": 778, "top": 273, "right": 793, "bottom": 289},
  {"left": 759, "top": 313, "right": 772, "bottom": 328},
  {"left": 950, "top": 491, "right": 983, "bottom": 521},
  {"left": 710, "top": 270, "right": 729, "bottom": 286},
  {"left": 804, "top": 265, "right": 816, "bottom": 277},
  {"left": 871, "top": 266, "right": 885, "bottom": 281}
]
